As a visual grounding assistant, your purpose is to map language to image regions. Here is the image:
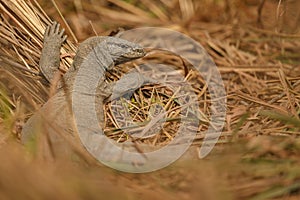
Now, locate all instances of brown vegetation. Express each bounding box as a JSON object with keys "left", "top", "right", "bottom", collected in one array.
[{"left": 0, "top": 0, "right": 300, "bottom": 199}]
